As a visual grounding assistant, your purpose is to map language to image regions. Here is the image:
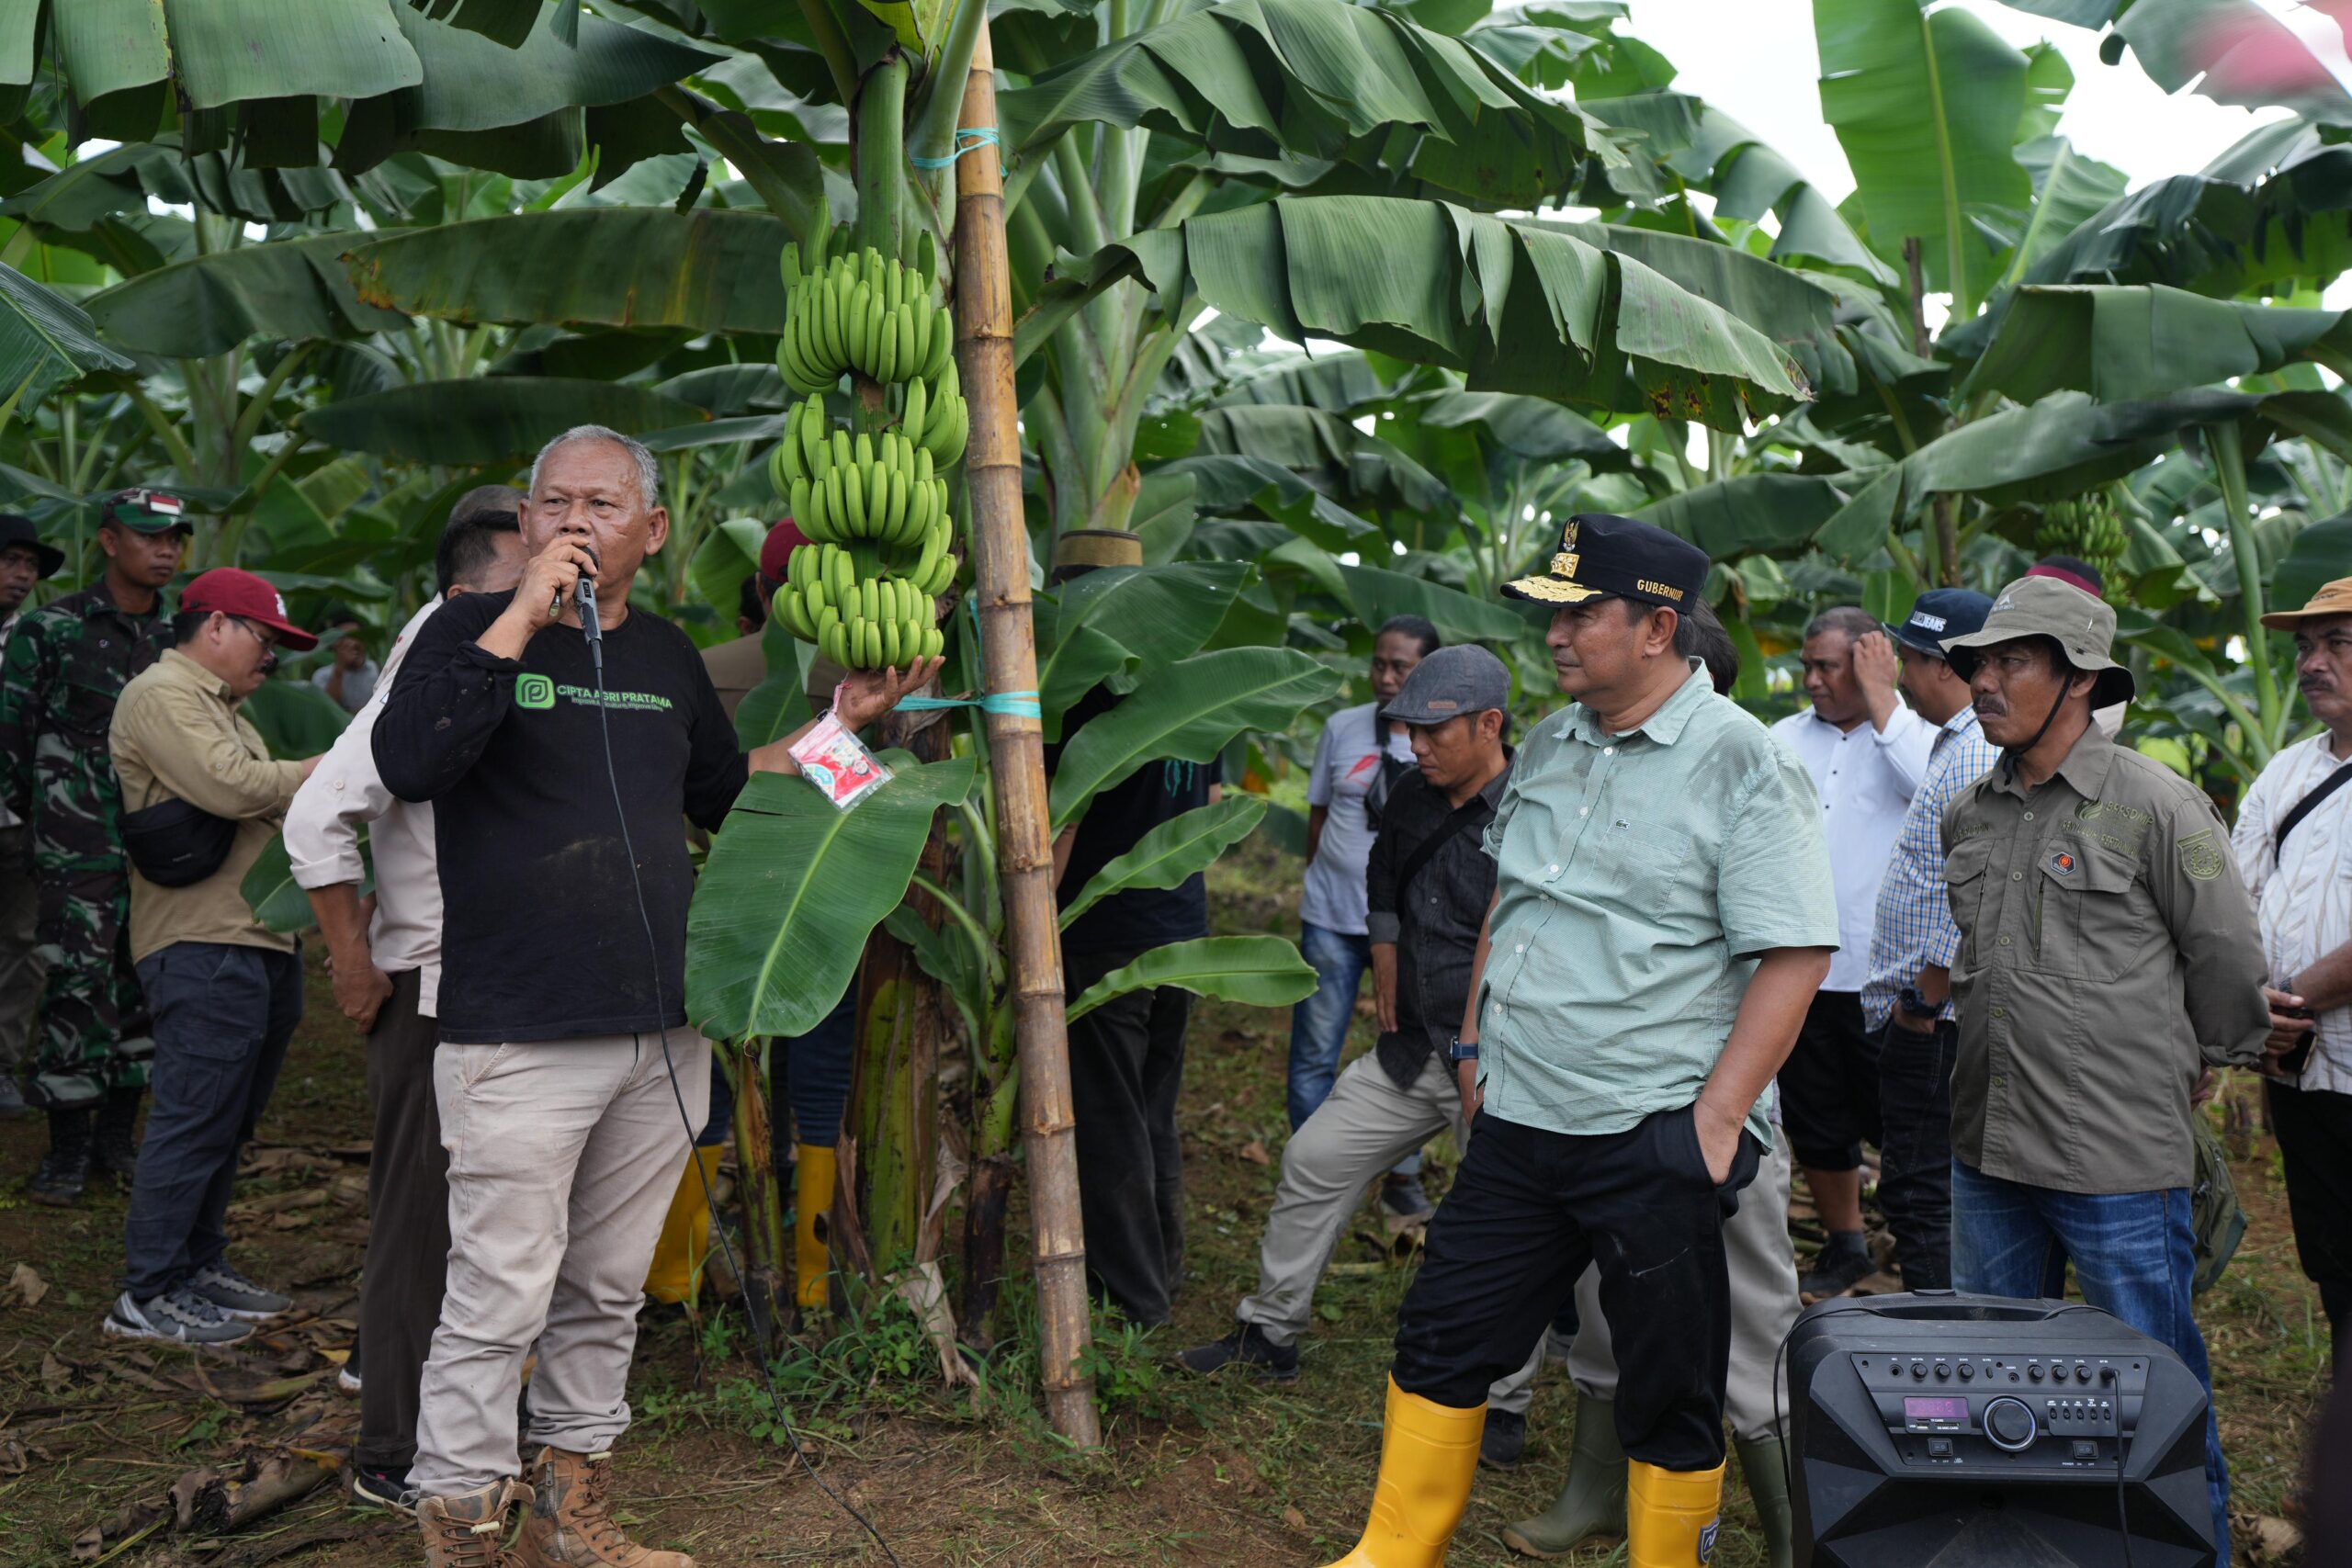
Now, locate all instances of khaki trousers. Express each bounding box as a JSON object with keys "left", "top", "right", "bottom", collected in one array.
[
  {"left": 1237, "top": 1051, "right": 1467, "bottom": 1345},
  {"left": 1487, "top": 1133, "right": 1798, "bottom": 1439},
  {"left": 413, "top": 1032, "right": 709, "bottom": 1496}
]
